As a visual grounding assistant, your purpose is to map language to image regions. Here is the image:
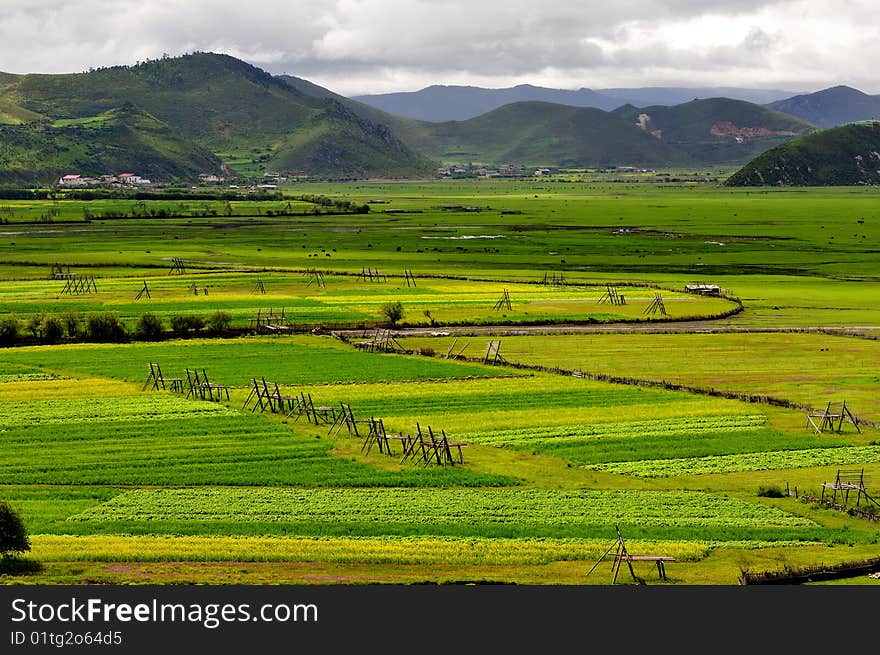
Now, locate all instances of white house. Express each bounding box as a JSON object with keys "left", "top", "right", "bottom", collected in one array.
[
  {"left": 58, "top": 174, "right": 87, "bottom": 186},
  {"left": 117, "top": 173, "right": 151, "bottom": 186}
]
